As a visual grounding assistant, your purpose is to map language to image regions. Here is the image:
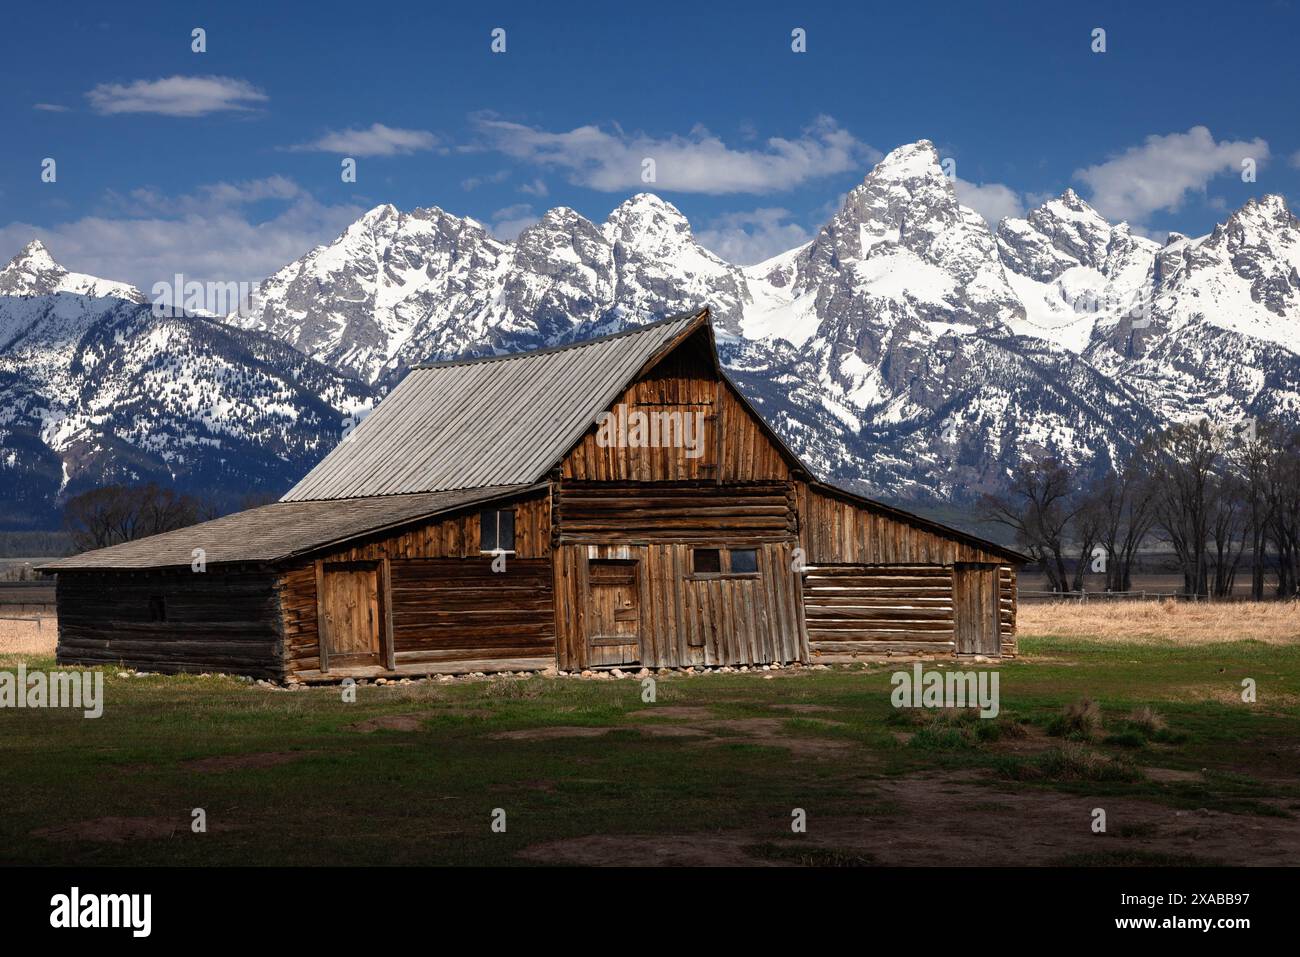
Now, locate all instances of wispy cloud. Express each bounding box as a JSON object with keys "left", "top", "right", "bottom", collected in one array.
[
  {"left": 87, "top": 75, "right": 268, "bottom": 117},
  {"left": 954, "top": 178, "right": 1024, "bottom": 225},
  {"left": 286, "top": 123, "right": 440, "bottom": 157},
  {"left": 461, "top": 169, "right": 510, "bottom": 191},
  {"left": 488, "top": 203, "right": 539, "bottom": 240},
  {"left": 468, "top": 114, "right": 878, "bottom": 194},
  {"left": 0, "top": 177, "right": 360, "bottom": 292},
  {"left": 1074, "top": 126, "right": 1269, "bottom": 224},
  {"left": 33, "top": 103, "right": 70, "bottom": 113},
  {"left": 696, "top": 208, "right": 813, "bottom": 265}
]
